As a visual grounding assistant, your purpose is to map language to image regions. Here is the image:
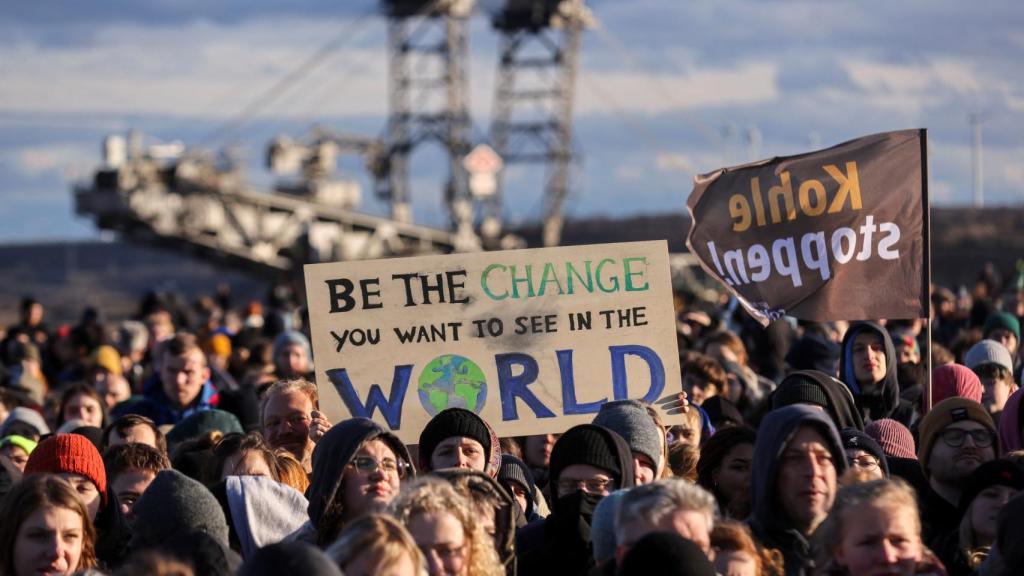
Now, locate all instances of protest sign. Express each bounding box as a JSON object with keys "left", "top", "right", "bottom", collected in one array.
[
  {"left": 686, "top": 129, "right": 929, "bottom": 325},
  {"left": 303, "top": 241, "right": 683, "bottom": 443}
]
